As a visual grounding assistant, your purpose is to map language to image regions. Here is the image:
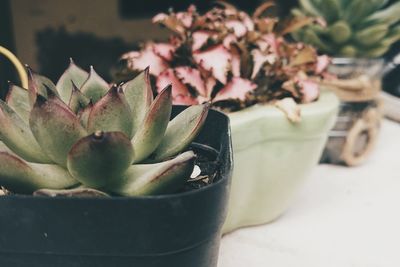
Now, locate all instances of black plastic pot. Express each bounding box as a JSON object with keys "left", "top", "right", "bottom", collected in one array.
[{"left": 0, "top": 107, "right": 233, "bottom": 267}]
